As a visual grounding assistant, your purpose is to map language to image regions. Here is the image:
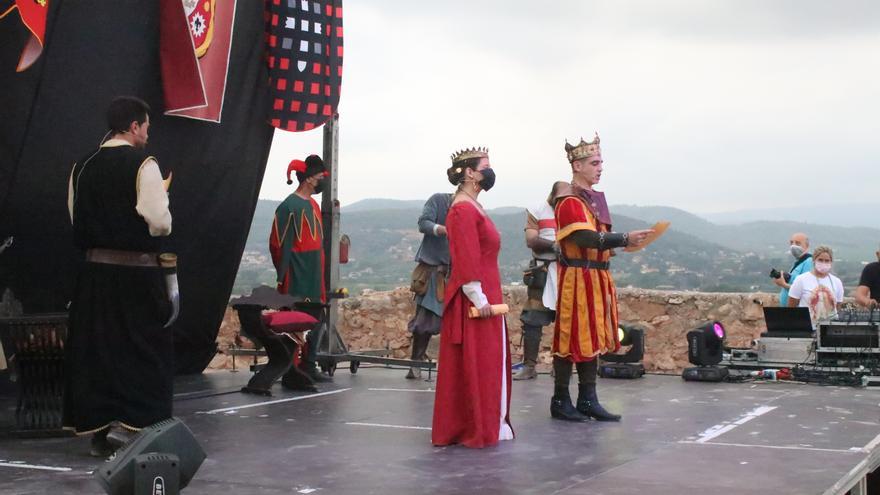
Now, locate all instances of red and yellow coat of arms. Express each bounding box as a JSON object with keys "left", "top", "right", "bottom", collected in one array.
[{"left": 182, "top": 0, "right": 214, "bottom": 58}]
